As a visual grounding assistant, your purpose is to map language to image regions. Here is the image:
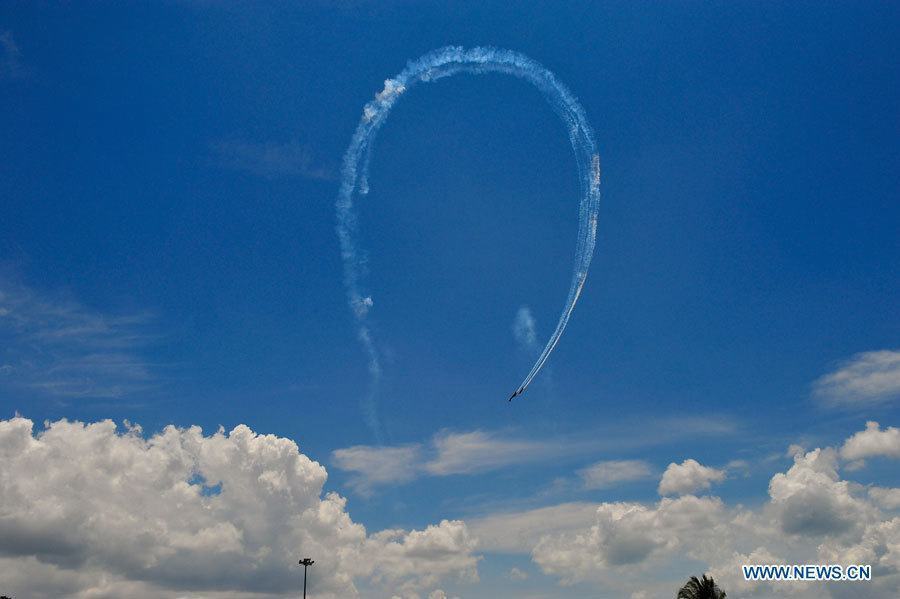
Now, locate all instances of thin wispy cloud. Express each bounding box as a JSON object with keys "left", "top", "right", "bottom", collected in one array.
[
  {"left": 331, "top": 430, "right": 559, "bottom": 493},
  {"left": 0, "top": 278, "right": 162, "bottom": 400},
  {"left": 424, "top": 430, "right": 558, "bottom": 476},
  {"left": 578, "top": 459, "right": 654, "bottom": 489},
  {"left": 209, "top": 139, "right": 333, "bottom": 181},
  {"left": 331, "top": 443, "right": 422, "bottom": 495},
  {"left": 332, "top": 416, "right": 737, "bottom": 493},
  {"left": 603, "top": 415, "right": 737, "bottom": 450},
  {"left": 813, "top": 349, "right": 900, "bottom": 407}
]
